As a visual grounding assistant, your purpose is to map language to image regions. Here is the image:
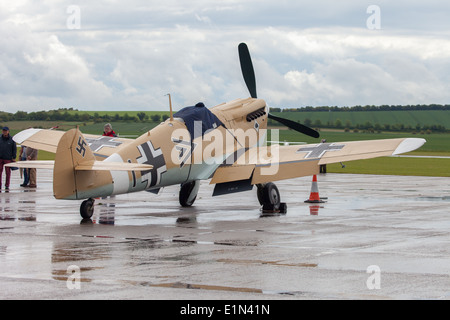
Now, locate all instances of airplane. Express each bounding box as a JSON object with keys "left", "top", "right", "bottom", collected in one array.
[{"left": 8, "top": 43, "right": 426, "bottom": 219}]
